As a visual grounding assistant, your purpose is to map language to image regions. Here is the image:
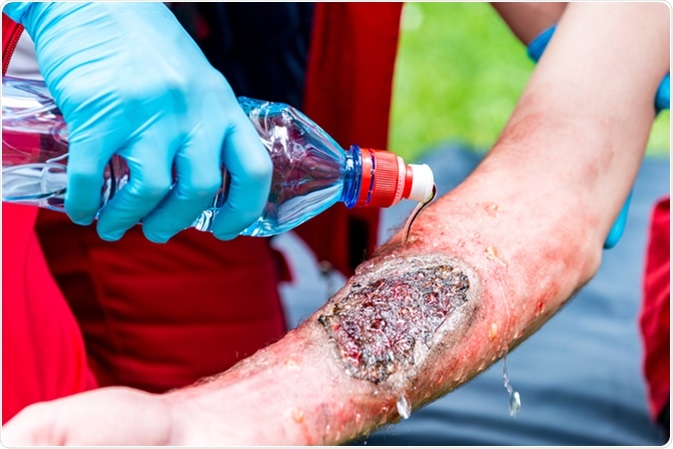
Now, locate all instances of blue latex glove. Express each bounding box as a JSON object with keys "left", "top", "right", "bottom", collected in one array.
[
  {"left": 3, "top": 2, "right": 272, "bottom": 242},
  {"left": 527, "top": 25, "right": 670, "bottom": 249}
]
